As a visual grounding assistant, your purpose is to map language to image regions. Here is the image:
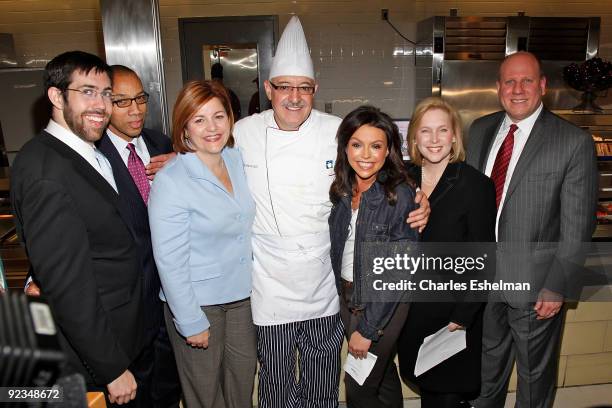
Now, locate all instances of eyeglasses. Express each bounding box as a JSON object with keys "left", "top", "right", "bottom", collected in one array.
[
  {"left": 65, "top": 88, "right": 113, "bottom": 101},
  {"left": 269, "top": 82, "right": 315, "bottom": 95},
  {"left": 112, "top": 92, "right": 150, "bottom": 108}
]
